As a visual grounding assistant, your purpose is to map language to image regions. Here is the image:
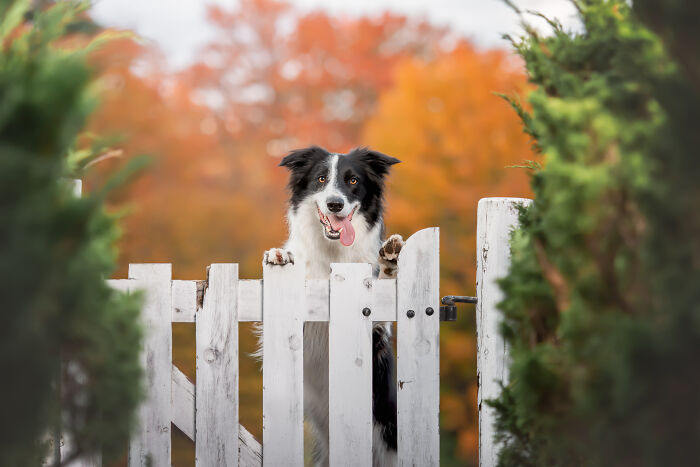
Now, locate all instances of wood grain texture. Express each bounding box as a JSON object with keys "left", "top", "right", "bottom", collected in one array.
[
  {"left": 239, "top": 280, "right": 262, "bottom": 321},
  {"left": 371, "top": 278, "right": 397, "bottom": 322},
  {"left": 328, "top": 263, "right": 374, "bottom": 466},
  {"left": 171, "top": 365, "right": 262, "bottom": 466},
  {"left": 397, "top": 228, "right": 440, "bottom": 467},
  {"left": 171, "top": 364, "right": 195, "bottom": 439},
  {"left": 476, "top": 198, "right": 531, "bottom": 467},
  {"left": 166, "top": 277, "right": 395, "bottom": 323},
  {"left": 262, "top": 262, "right": 305, "bottom": 467},
  {"left": 172, "top": 280, "right": 197, "bottom": 322},
  {"left": 196, "top": 264, "right": 239, "bottom": 466},
  {"left": 127, "top": 264, "right": 172, "bottom": 467}
]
